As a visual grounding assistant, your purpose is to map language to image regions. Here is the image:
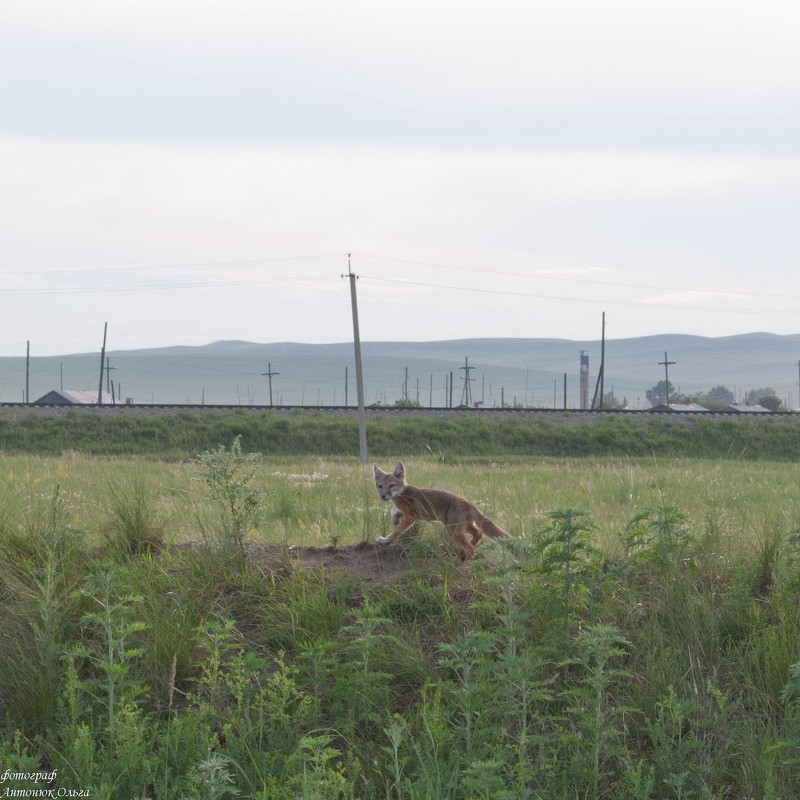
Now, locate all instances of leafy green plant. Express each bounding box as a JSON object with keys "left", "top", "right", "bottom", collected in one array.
[
  {"left": 195, "top": 435, "right": 265, "bottom": 555},
  {"left": 437, "top": 629, "right": 497, "bottom": 756},
  {"left": 558, "top": 624, "right": 634, "bottom": 797},
  {"left": 66, "top": 562, "right": 148, "bottom": 744},
  {"left": 645, "top": 688, "right": 706, "bottom": 798},
  {"left": 536, "top": 508, "right": 597, "bottom": 626},
  {"left": 624, "top": 505, "right": 696, "bottom": 572}
]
